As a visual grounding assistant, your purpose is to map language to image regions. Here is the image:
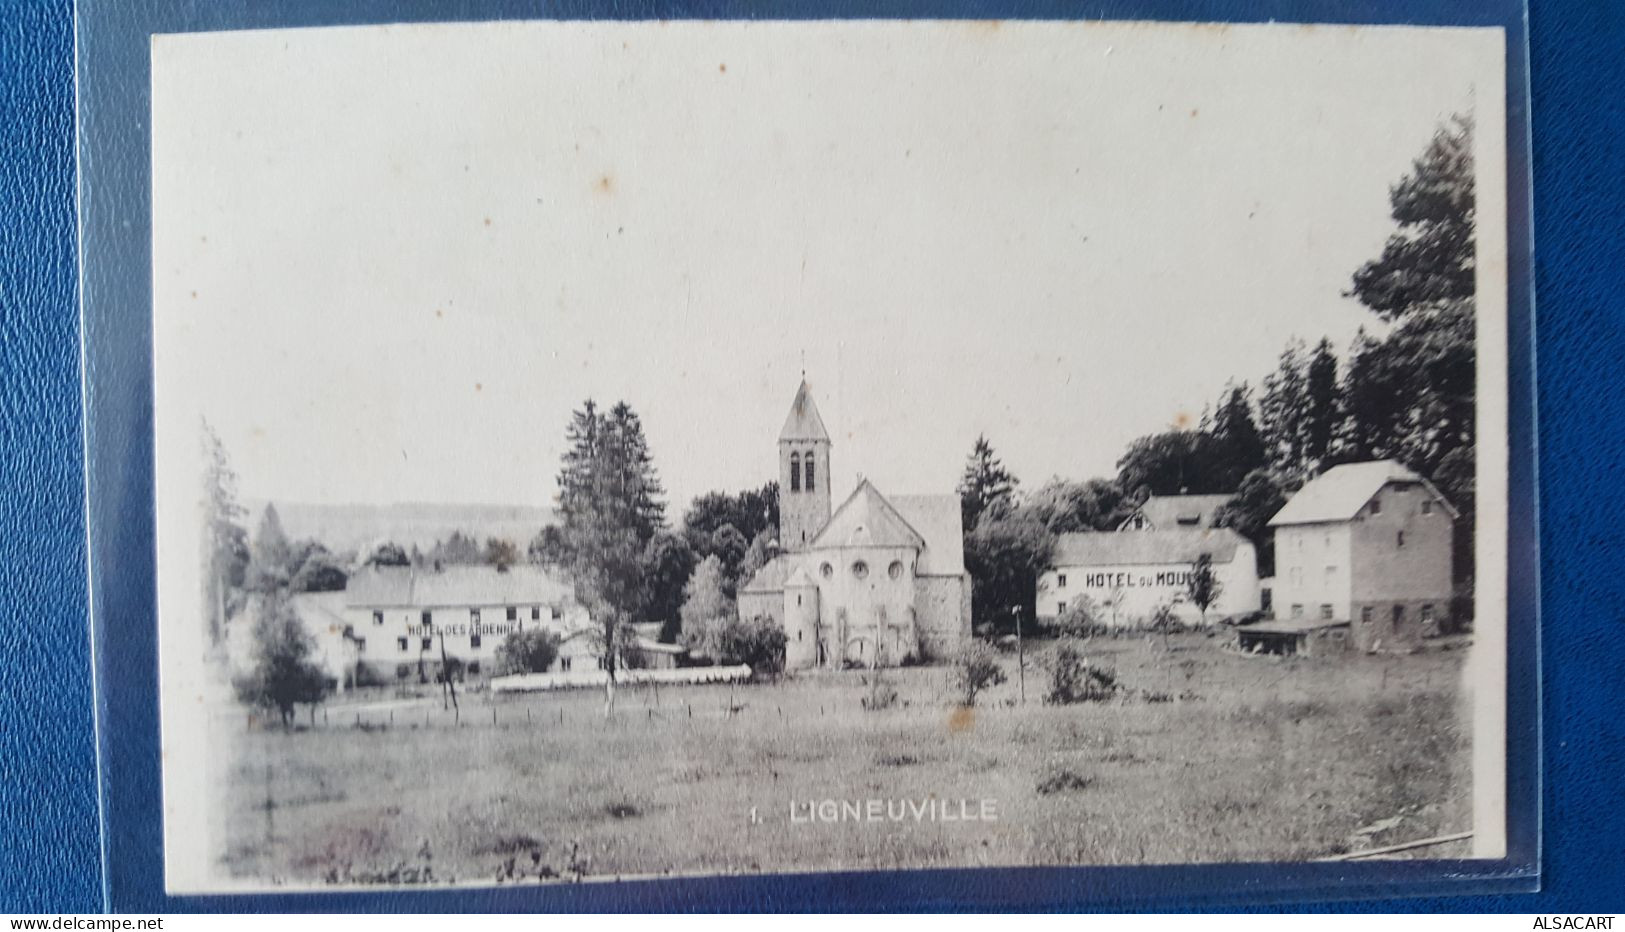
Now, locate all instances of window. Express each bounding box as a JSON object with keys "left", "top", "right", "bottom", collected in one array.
[
  {"left": 372, "top": 611, "right": 384, "bottom": 626},
  {"left": 505, "top": 606, "right": 517, "bottom": 622},
  {"left": 790, "top": 453, "right": 802, "bottom": 492},
  {"left": 421, "top": 610, "right": 432, "bottom": 626},
  {"left": 1057, "top": 573, "right": 1068, "bottom": 588},
  {"left": 560, "top": 657, "right": 572, "bottom": 672},
  {"left": 471, "top": 608, "right": 482, "bottom": 623},
  {"left": 468, "top": 662, "right": 480, "bottom": 675},
  {"left": 531, "top": 606, "right": 541, "bottom": 620},
  {"left": 1058, "top": 602, "right": 1068, "bottom": 615},
  {"left": 1320, "top": 604, "right": 1333, "bottom": 620},
  {"left": 356, "top": 637, "right": 366, "bottom": 652},
  {"left": 852, "top": 561, "right": 869, "bottom": 580},
  {"left": 1361, "top": 606, "right": 1373, "bottom": 623},
  {"left": 820, "top": 562, "right": 833, "bottom": 579},
  {"left": 1392, "top": 604, "right": 1406, "bottom": 629},
  {"left": 889, "top": 561, "right": 904, "bottom": 580},
  {"left": 1370, "top": 497, "right": 1381, "bottom": 515},
  {"left": 421, "top": 636, "right": 433, "bottom": 650},
  {"left": 796, "top": 594, "right": 802, "bottom": 606},
  {"left": 1397, "top": 531, "right": 1406, "bottom": 548},
  {"left": 1291, "top": 604, "right": 1304, "bottom": 619},
  {"left": 1421, "top": 500, "right": 1433, "bottom": 515},
  {"left": 796, "top": 629, "right": 803, "bottom": 642},
  {"left": 396, "top": 664, "right": 411, "bottom": 679},
  {"left": 804, "top": 454, "right": 816, "bottom": 491},
  {"left": 1421, "top": 604, "right": 1436, "bottom": 622},
  {"left": 397, "top": 637, "right": 409, "bottom": 651},
  {"left": 550, "top": 605, "right": 562, "bottom": 620},
  {"left": 470, "top": 633, "right": 481, "bottom": 649}
]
